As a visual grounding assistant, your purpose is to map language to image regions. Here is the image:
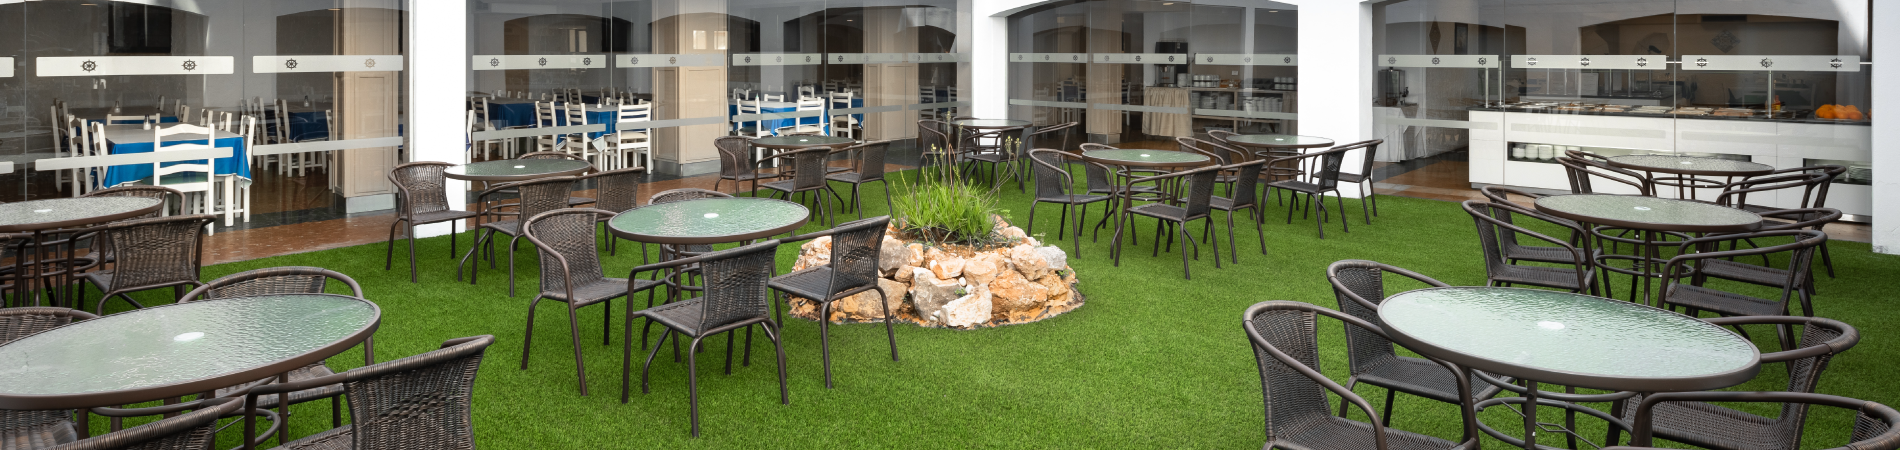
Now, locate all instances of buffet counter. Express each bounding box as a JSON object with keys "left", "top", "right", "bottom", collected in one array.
[{"left": 1467, "top": 106, "right": 1873, "bottom": 219}]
